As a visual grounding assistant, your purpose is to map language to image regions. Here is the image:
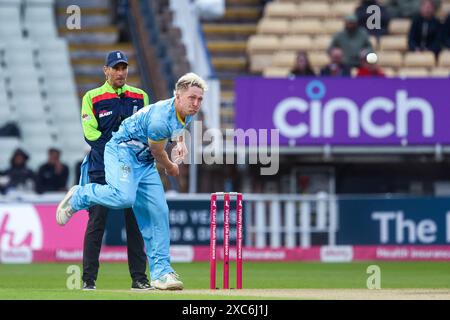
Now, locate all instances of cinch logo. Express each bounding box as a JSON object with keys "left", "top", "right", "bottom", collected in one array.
[
  {"left": 273, "top": 80, "right": 434, "bottom": 142},
  {"left": 0, "top": 205, "right": 43, "bottom": 250},
  {"left": 99, "top": 110, "right": 113, "bottom": 118}
]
